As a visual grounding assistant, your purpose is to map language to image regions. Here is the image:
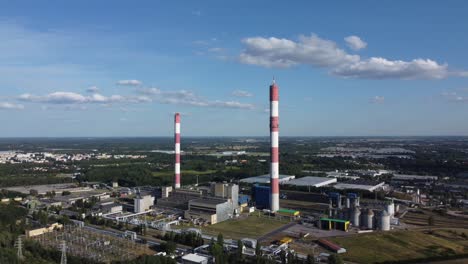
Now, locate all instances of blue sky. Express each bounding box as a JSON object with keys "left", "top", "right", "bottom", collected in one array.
[{"left": 0, "top": 0, "right": 467, "bottom": 137}]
